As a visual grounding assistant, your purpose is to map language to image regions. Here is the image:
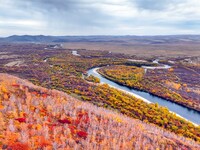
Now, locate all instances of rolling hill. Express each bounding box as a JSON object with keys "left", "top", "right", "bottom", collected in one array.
[{"left": 0, "top": 73, "right": 199, "bottom": 149}]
